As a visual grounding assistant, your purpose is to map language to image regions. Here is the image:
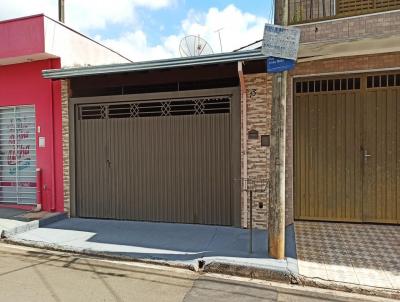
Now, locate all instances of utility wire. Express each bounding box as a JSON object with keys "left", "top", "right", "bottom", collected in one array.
[
  {"left": 233, "top": 39, "right": 263, "bottom": 52},
  {"left": 233, "top": 1, "right": 274, "bottom": 52}
]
